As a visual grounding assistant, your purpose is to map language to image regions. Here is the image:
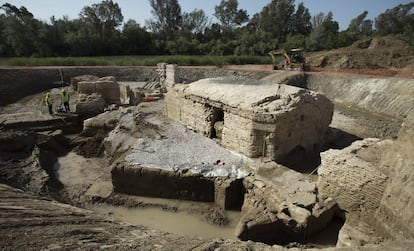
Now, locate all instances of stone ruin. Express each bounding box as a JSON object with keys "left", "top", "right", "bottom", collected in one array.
[
  {"left": 164, "top": 76, "right": 334, "bottom": 163},
  {"left": 71, "top": 75, "right": 142, "bottom": 115}
]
